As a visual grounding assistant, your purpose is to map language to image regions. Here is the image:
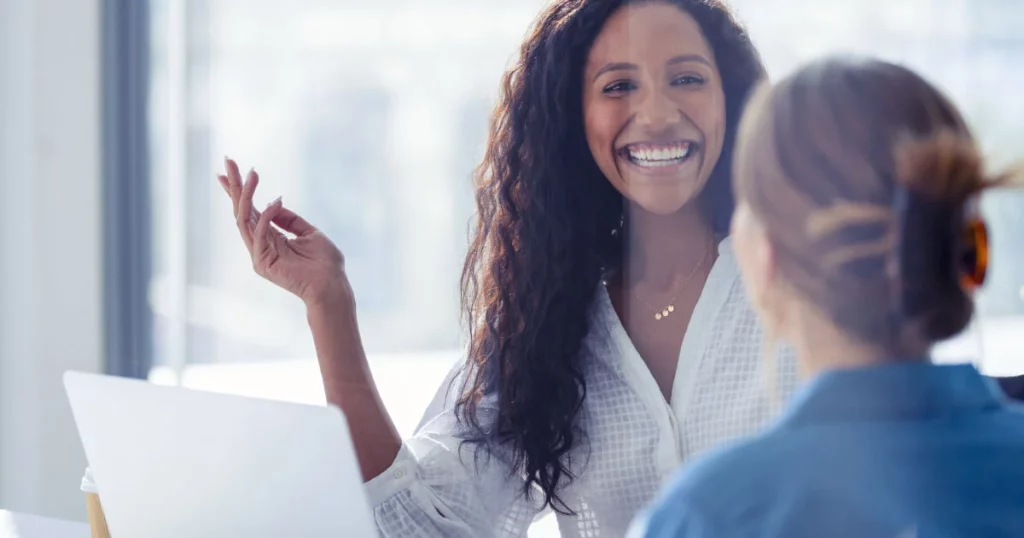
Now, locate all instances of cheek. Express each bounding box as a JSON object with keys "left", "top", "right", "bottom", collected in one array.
[
  {"left": 583, "top": 99, "right": 627, "bottom": 177},
  {"left": 584, "top": 107, "right": 616, "bottom": 150},
  {"left": 679, "top": 86, "right": 726, "bottom": 156},
  {"left": 703, "top": 88, "right": 728, "bottom": 156}
]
